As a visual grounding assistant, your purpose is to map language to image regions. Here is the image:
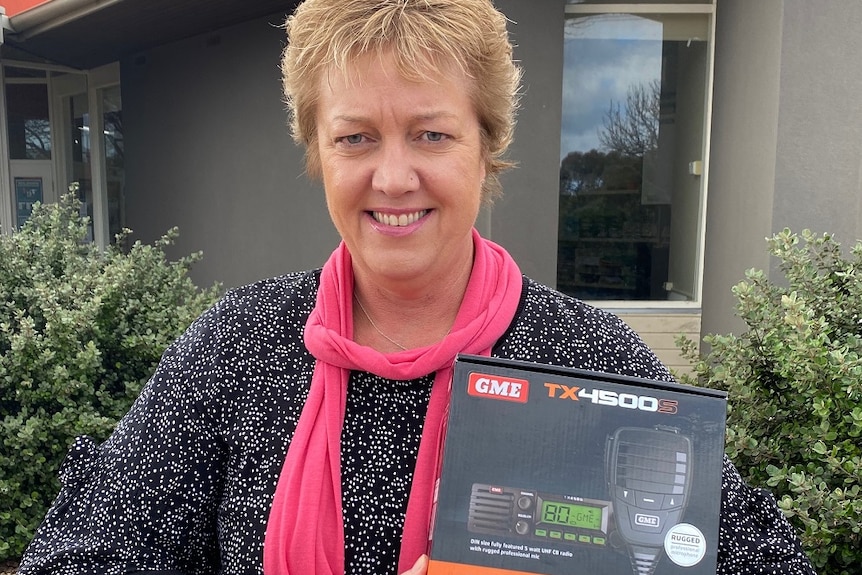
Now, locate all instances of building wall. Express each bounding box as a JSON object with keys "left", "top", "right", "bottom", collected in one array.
[
  {"left": 703, "top": 0, "right": 862, "bottom": 340},
  {"left": 617, "top": 312, "right": 701, "bottom": 376},
  {"left": 12, "top": 0, "right": 862, "bottom": 370},
  {"left": 119, "top": 0, "right": 702, "bottom": 370},
  {"left": 122, "top": 13, "right": 339, "bottom": 290},
  {"left": 701, "top": 0, "right": 783, "bottom": 338},
  {"left": 771, "top": 0, "right": 862, "bottom": 247},
  {"left": 491, "top": 0, "right": 565, "bottom": 288}
]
